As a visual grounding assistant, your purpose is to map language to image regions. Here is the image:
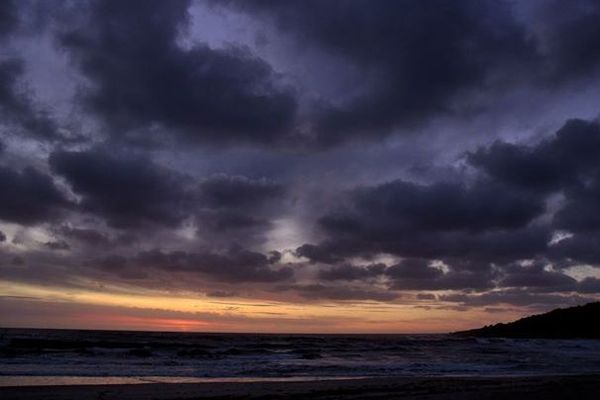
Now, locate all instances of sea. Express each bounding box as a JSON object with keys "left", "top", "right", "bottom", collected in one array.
[{"left": 1, "top": 328, "right": 600, "bottom": 386}]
